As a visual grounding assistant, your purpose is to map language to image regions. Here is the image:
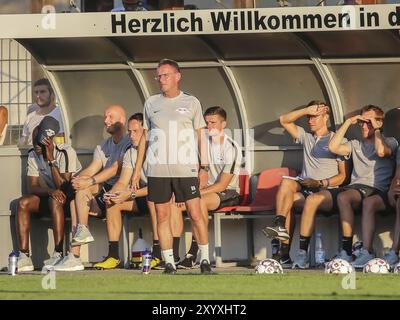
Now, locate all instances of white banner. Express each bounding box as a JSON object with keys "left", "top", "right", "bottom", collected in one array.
[{"left": 0, "top": 5, "right": 400, "bottom": 39}]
